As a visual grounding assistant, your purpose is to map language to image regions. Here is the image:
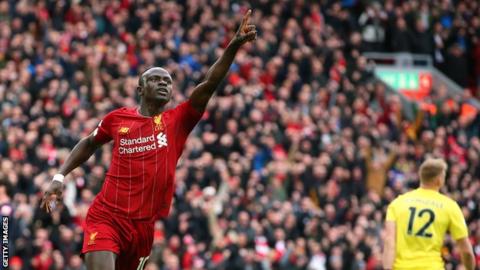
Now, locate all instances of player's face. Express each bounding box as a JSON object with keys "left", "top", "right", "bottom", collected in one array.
[{"left": 140, "top": 68, "right": 173, "bottom": 104}]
